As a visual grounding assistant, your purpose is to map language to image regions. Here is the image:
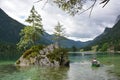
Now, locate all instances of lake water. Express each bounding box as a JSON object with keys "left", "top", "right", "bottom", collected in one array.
[{"left": 0, "top": 53, "right": 120, "bottom": 80}]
